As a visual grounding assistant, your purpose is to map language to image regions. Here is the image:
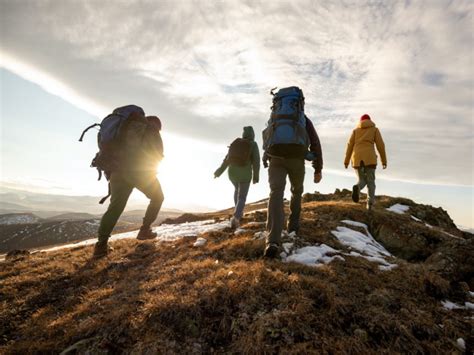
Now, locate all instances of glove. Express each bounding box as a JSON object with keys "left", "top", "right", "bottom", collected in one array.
[
  {"left": 314, "top": 172, "right": 322, "bottom": 183},
  {"left": 383, "top": 164, "right": 387, "bottom": 169},
  {"left": 344, "top": 163, "right": 349, "bottom": 169}
]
